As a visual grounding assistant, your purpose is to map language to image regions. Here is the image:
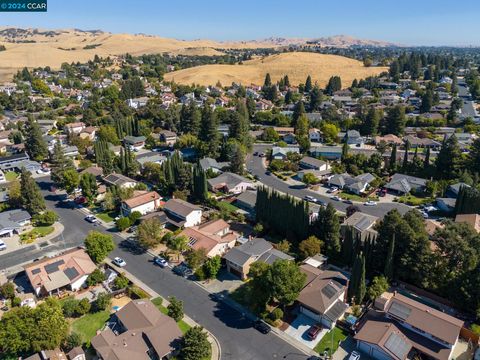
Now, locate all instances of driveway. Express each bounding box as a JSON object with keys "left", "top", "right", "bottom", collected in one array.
[{"left": 284, "top": 314, "right": 327, "bottom": 349}]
